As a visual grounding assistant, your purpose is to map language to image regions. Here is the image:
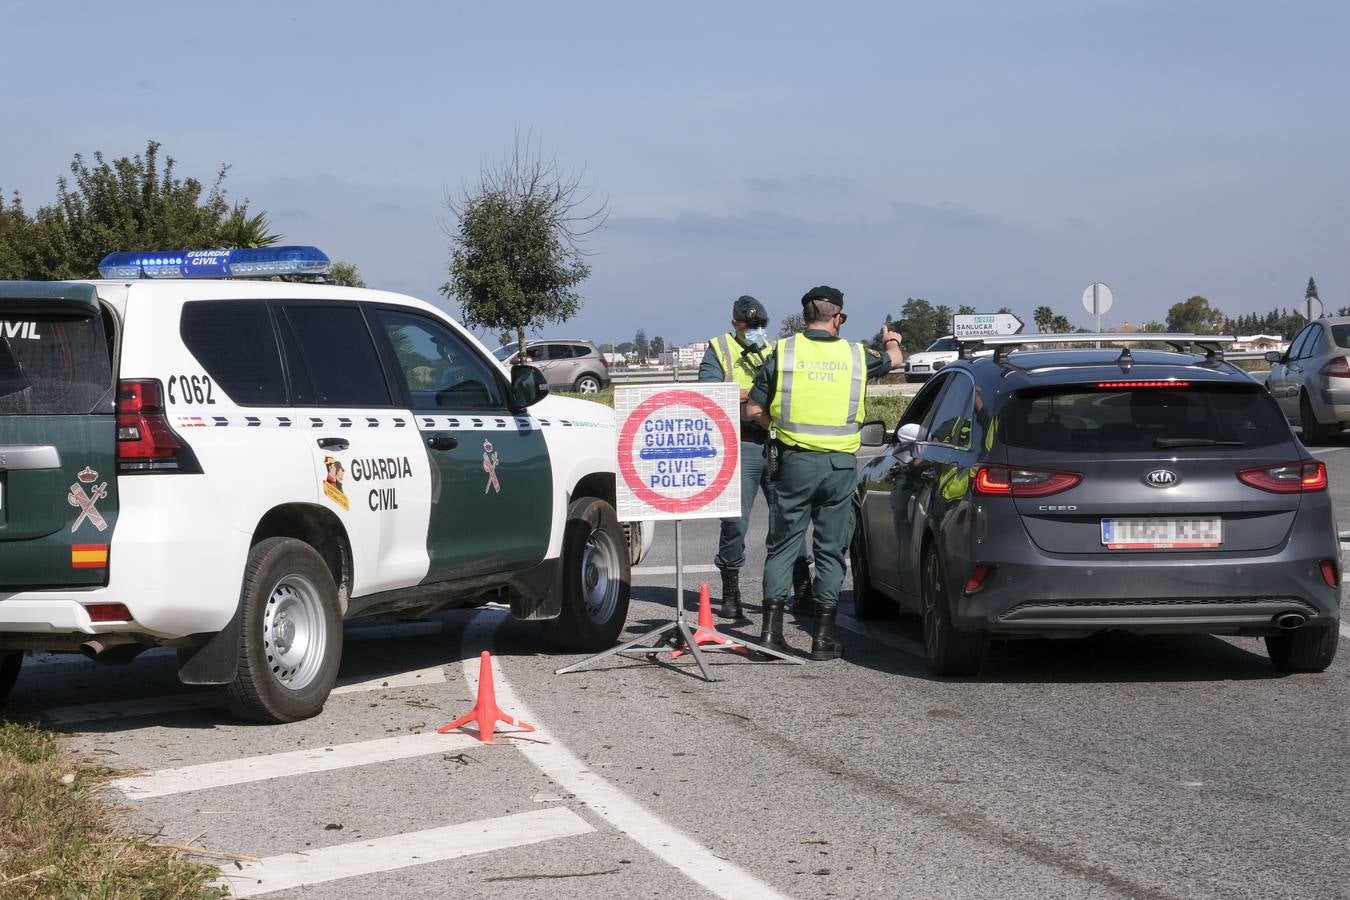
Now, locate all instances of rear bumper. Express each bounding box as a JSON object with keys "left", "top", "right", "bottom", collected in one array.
[{"left": 955, "top": 554, "right": 1340, "bottom": 638}]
